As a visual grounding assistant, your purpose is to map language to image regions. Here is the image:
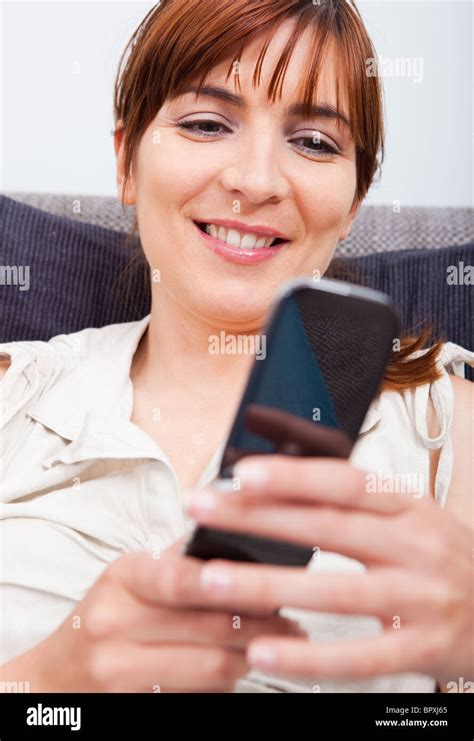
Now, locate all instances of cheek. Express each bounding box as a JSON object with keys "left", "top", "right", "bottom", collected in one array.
[
  {"left": 301, "top": 163, "right": 357, "bottom": 235},
  {"left": 292, "top": 162, "right": 356, "bottom": 275},
  {"left": 135, "top": 134, "right": 210, "bottom": 212}
]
